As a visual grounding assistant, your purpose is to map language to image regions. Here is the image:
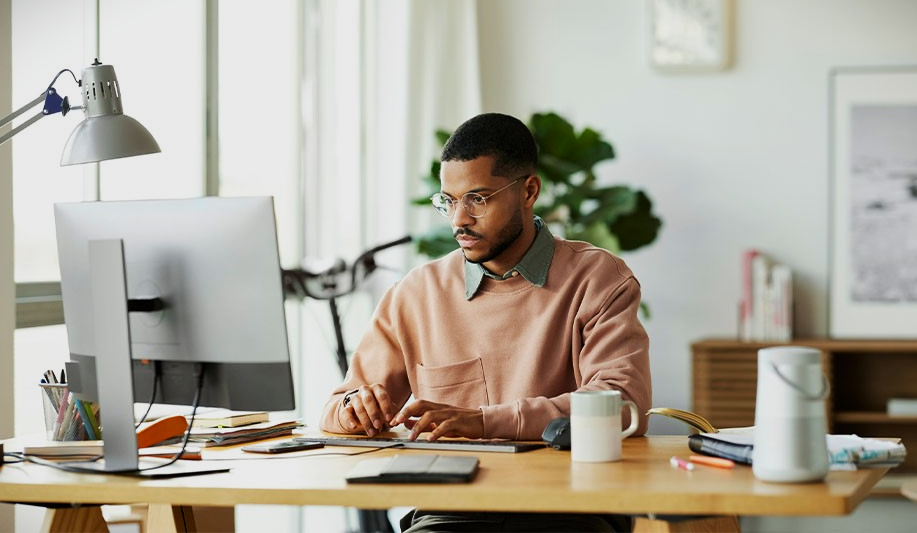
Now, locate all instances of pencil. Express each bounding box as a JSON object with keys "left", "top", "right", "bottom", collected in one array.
[
  {"left": 689, "top": 454, "right": 736, "bottom": 469},
  {"left": 74, "top": 398, "right": 98, "bottom": 440}
]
